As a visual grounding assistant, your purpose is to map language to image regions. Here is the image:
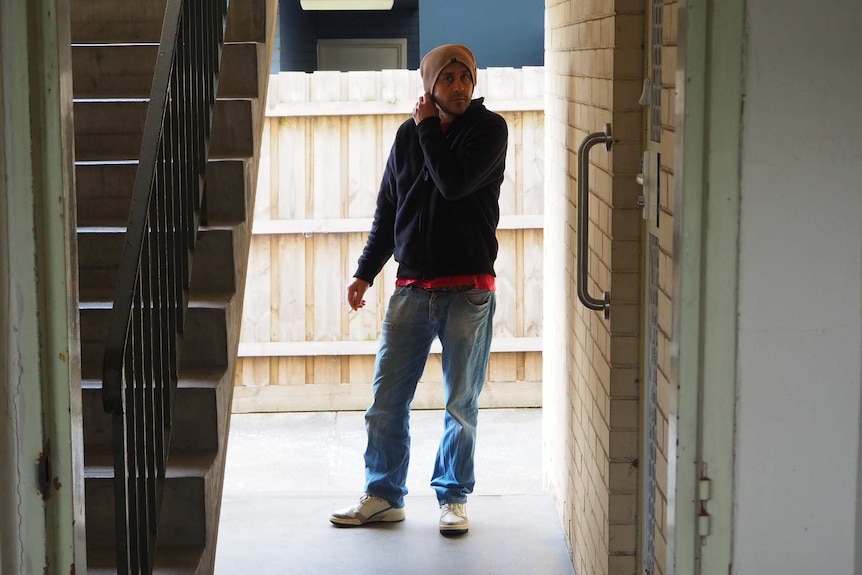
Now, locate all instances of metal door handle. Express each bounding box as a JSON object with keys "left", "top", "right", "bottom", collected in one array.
[{"left": 576, "top": 123, "right": 612, "bottom": 319}]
